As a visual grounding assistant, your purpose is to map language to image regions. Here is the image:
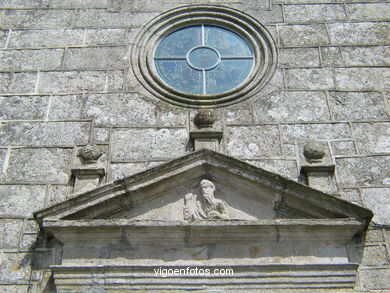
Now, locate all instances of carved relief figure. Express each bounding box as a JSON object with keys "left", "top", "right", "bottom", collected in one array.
[{"left": 184, "top": 179, "right": 229, "bottom": 220}]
